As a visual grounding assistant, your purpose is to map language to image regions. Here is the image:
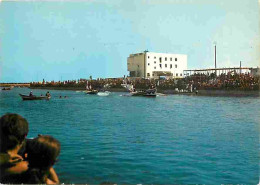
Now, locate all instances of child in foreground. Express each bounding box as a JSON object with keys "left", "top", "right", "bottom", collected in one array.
[
  {"left": 0, "top": 113, "right": 29, "bottom": 183},
  {"left": 22, "top": 135, "right": 61, "bottom": 184}
]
